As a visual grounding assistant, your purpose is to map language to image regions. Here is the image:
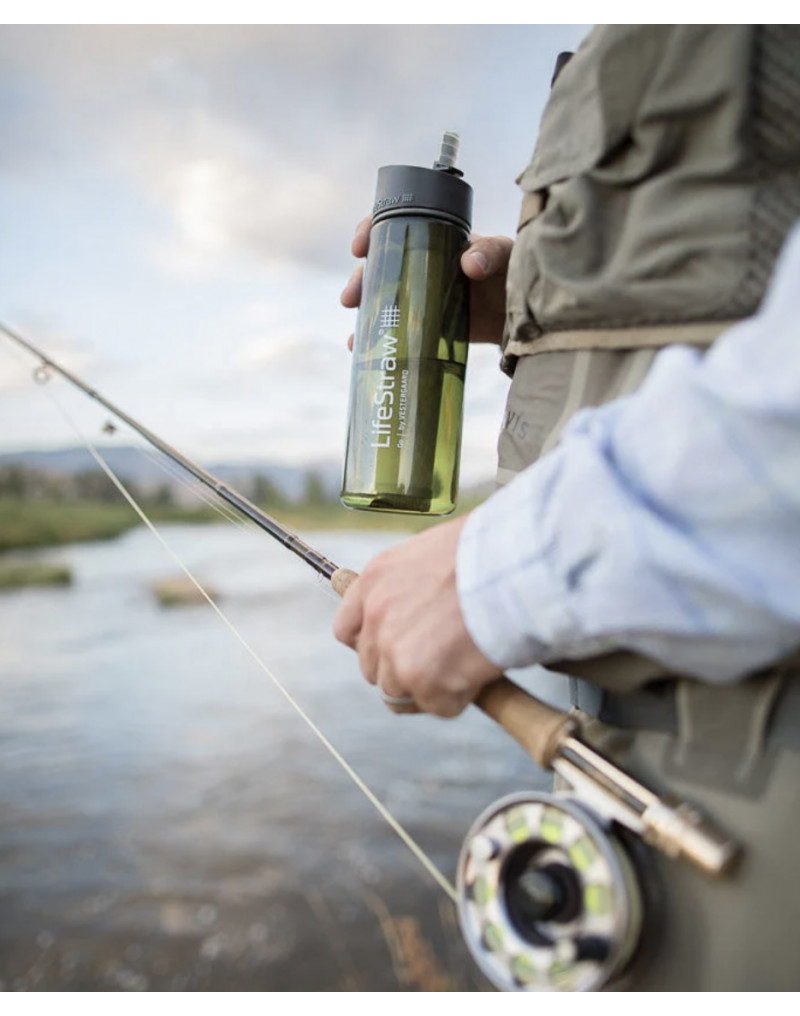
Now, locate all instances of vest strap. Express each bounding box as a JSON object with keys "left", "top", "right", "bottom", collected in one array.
[{"left": 505, "top": 320, "right": 739, "bottom": 358}]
